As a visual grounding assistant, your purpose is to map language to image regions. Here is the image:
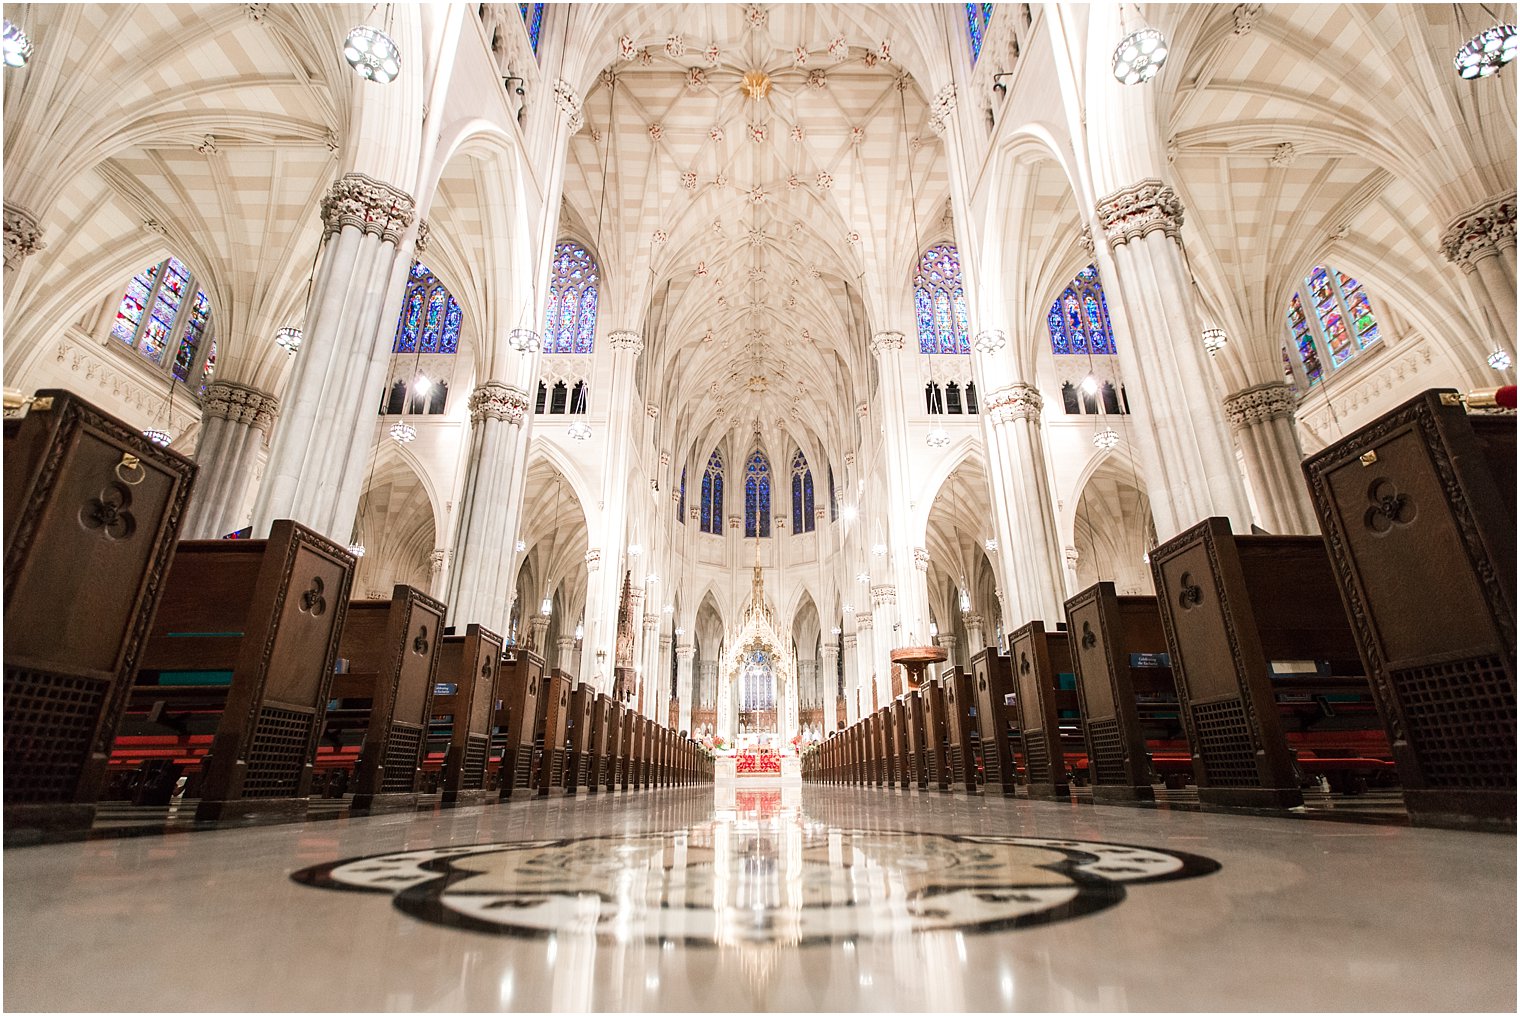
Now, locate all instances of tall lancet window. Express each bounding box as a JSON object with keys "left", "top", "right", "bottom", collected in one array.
[
  {"left": 700, "top": 450, "right": 724, "bottom": 535},
  {"left": 543, "top": 240, "right": 599, "bottom": 354},
  {"left": 745, "top": 451, "right": 772, "bottom": 538},
  {"left": 790, "top": 450, "right": 816, "bottom": 534},
  {"left": 966, "top": 3, "right": 993, "bottom": 63},
  {"left": 914, "top": 243, "right": 971, "bottom": 354},
  {"left": 109, "top": 256, "right": 218, "bottom": 396},
  {"left": 1046, "top": 264, "right": 1115, "bottom": 355},
  {"left": 677, "top": 466, "right": 687, "bottom": 524},
  {"left": 518, "top": 3, "right": 545, "bottom": 53},
  {"left": 1284, "top": 265, "right": 1381, "bottom": 388},
  {"left": 392, "top": 261, "right": 462, "bottom": 354}
]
